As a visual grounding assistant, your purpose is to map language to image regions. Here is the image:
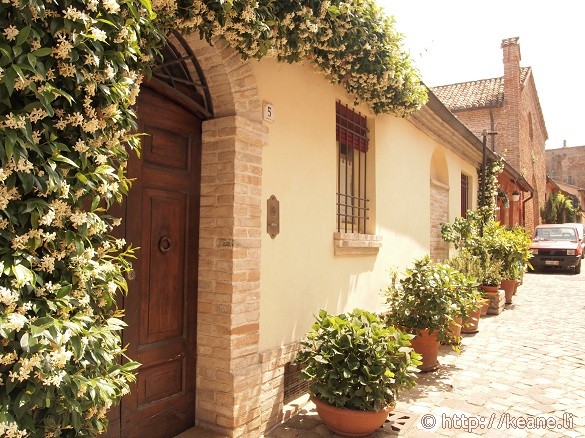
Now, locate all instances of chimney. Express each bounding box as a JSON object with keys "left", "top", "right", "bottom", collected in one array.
[{"left": 500, "top": 37, "right": 521, "bottom": 169}]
